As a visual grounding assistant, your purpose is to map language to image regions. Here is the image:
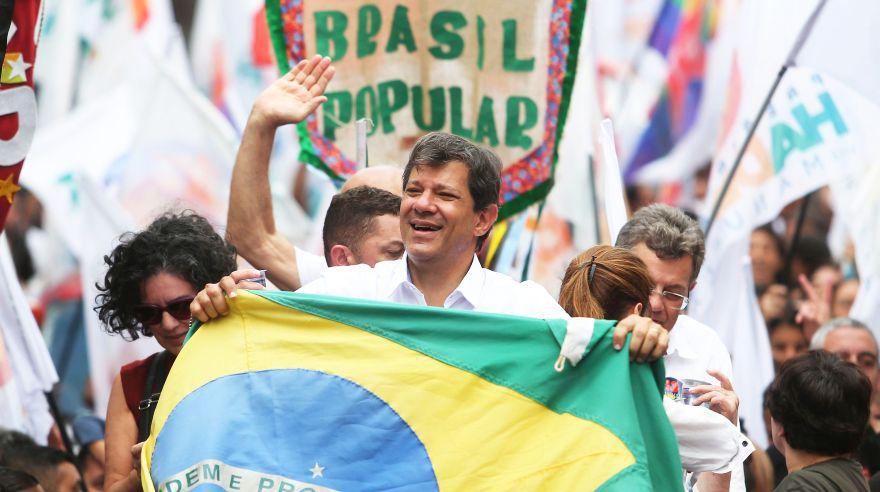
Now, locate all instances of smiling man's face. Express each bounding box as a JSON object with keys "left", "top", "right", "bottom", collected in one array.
[{"left": 401, "top": 161, "right": 494, "bottom": 265}]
